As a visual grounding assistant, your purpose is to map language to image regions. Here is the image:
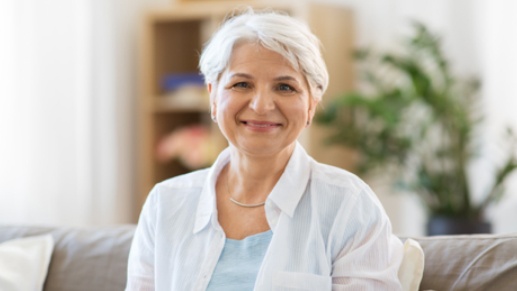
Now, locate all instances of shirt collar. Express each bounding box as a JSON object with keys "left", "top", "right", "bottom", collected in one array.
[
  {"left": 193, "top": 142, "right": 312, "bottom": 234},
  {"left": 266, "top": 142, "right": 311, "bottom": 218},
  {"left": 193, "top": 148, "right": 230, "bottom": 234}
]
